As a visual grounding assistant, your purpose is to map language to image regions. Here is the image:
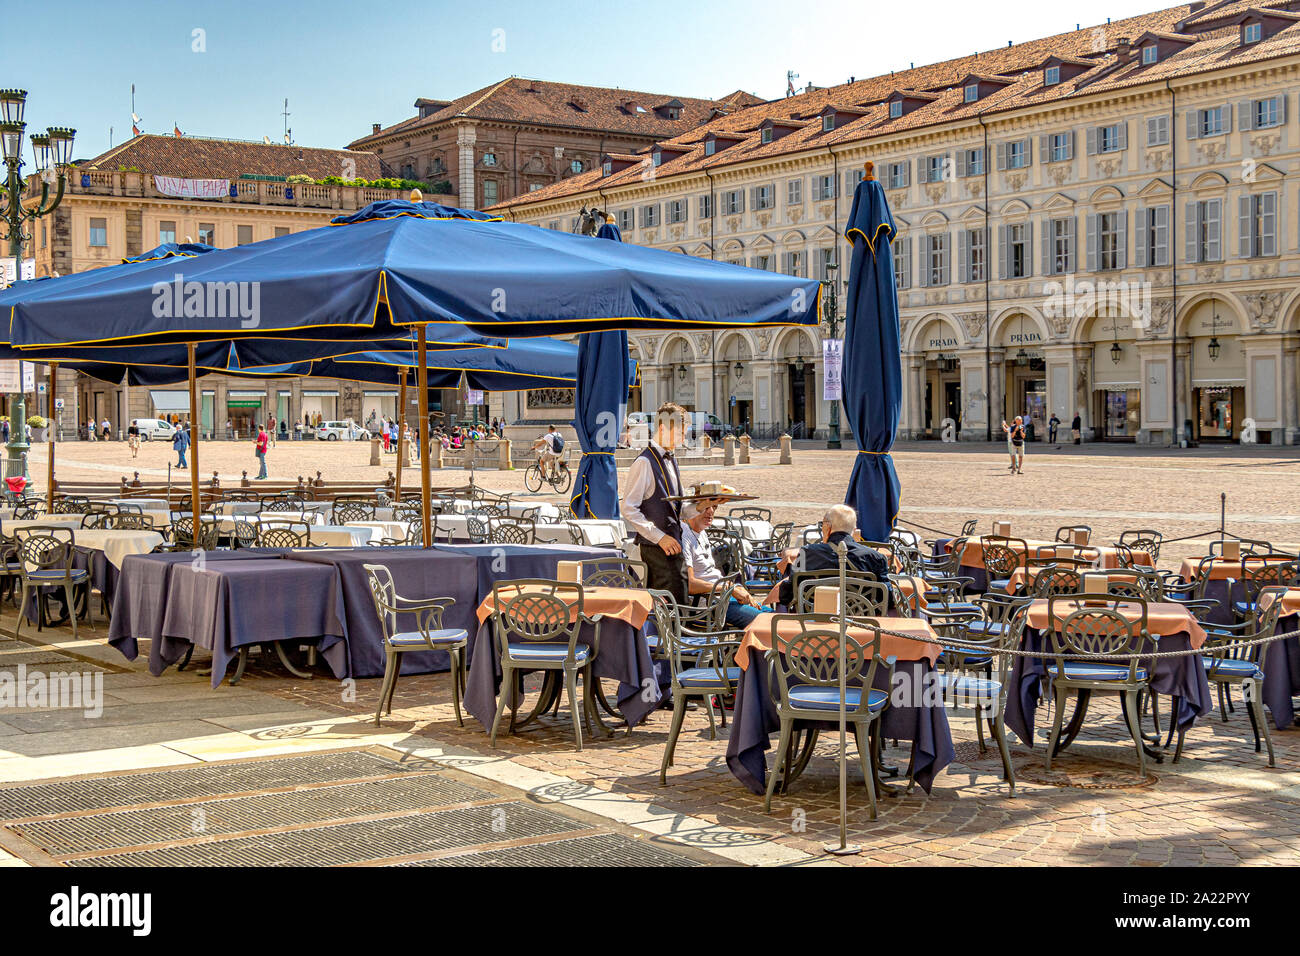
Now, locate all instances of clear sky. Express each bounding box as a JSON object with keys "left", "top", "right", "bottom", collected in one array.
[{"left": 13, "top": 0, "right": 1169, "bottom": 160}]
